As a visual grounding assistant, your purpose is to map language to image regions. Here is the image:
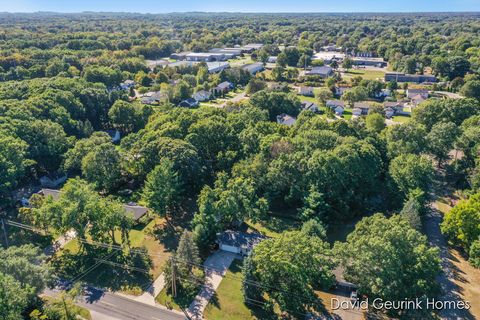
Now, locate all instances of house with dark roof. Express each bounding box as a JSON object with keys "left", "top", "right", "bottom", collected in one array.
[
  {"left": 216, "top": 230, "right": 267, "bottom": 256},
  {"left": 179, "top": 98, "right": 199, "bottom": 108},
  {"left": 301, "top": 101, "right": 319, "bottom": 113},
  {"left": 305, "top": 66, "right": 334, "bottom": 78}
]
